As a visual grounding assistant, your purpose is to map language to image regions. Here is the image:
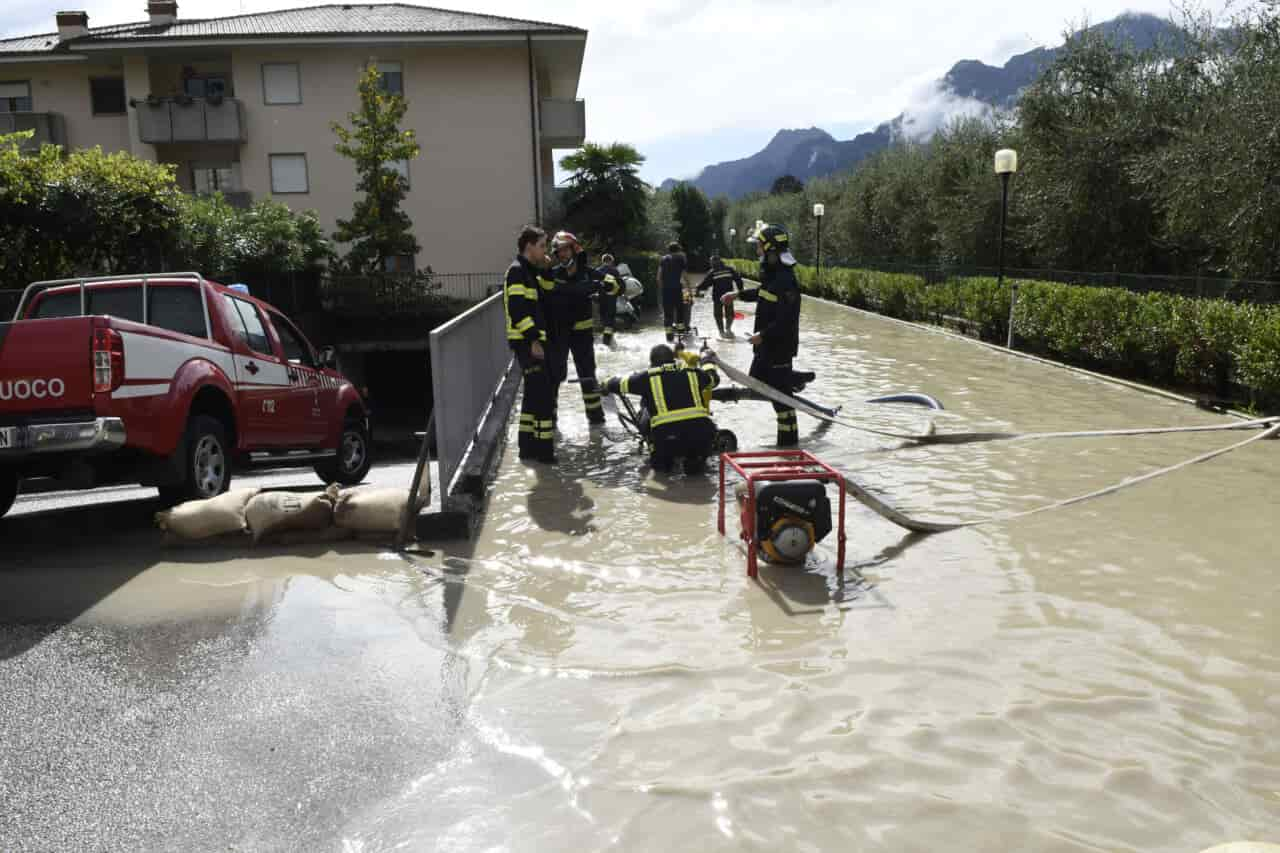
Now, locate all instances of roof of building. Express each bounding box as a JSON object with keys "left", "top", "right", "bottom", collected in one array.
[{"left": 0, "top": 3, "right": 584, "bottom": 55}]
